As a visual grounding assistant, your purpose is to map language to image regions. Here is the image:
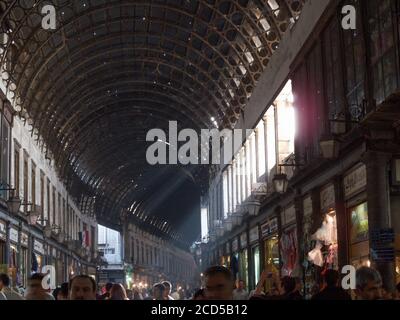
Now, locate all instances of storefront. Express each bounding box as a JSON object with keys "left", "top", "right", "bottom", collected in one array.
[
  {"left": 231, "top": 238, "right": 239, "bottom": 281},
  {"left": 52, "top": 247, "right": 63, "bottom": 285},
  {"left": 307, "top": 183, "right": 338, "bottom": 287},
  {"left": 280, "top": 204, "right": 299, "bottom": 277},
  {"left": 302, "top": 195, "right": 315, "bottom": 299},
  {"left": 217, "top": 246, "right": 223, "bottom": 267},
  {"left": 88, "top": 266, "right": 97, "bottom": 278},
  {"left": 0, "top": 220, "right": 6, "bottom": 271},
  {"left": 238, "top": 232, "right": 248, "bottom": 287},
  {"left": 33, "top": 239, "right": 45, "bottom": 274},
  {"left": 8, "top": 226, "right": 19, "bottom": 286},
  {"left": 20, "top": 232, "right": 28, "bottom": 287},
  {"left": 344, "top": 164, "right": 370, "bottom": 268},
  {"left": 220, "top": 242, "right": 230, "bottom": 268},
  {"left": 249, "top": 226, "right": 260, "bottom": 291},
  {"left": 261, "top": 217, "right": 279, "bottom": 293}
]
